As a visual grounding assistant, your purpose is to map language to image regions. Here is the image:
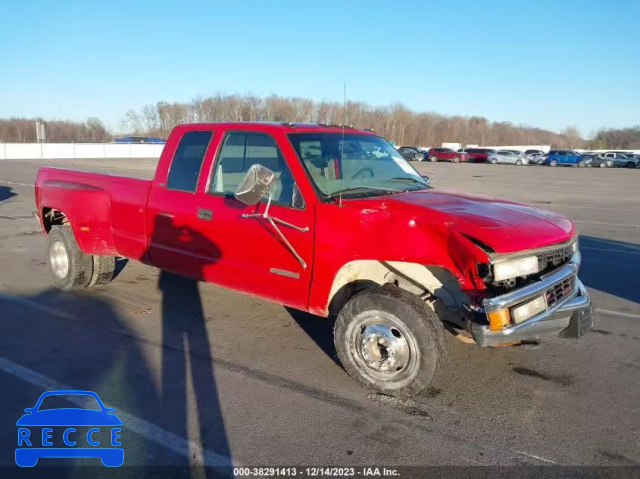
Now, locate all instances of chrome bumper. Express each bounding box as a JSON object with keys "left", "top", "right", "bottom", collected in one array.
[{"left": 470, "top": 252, "right": 594, "bottom": 347}]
